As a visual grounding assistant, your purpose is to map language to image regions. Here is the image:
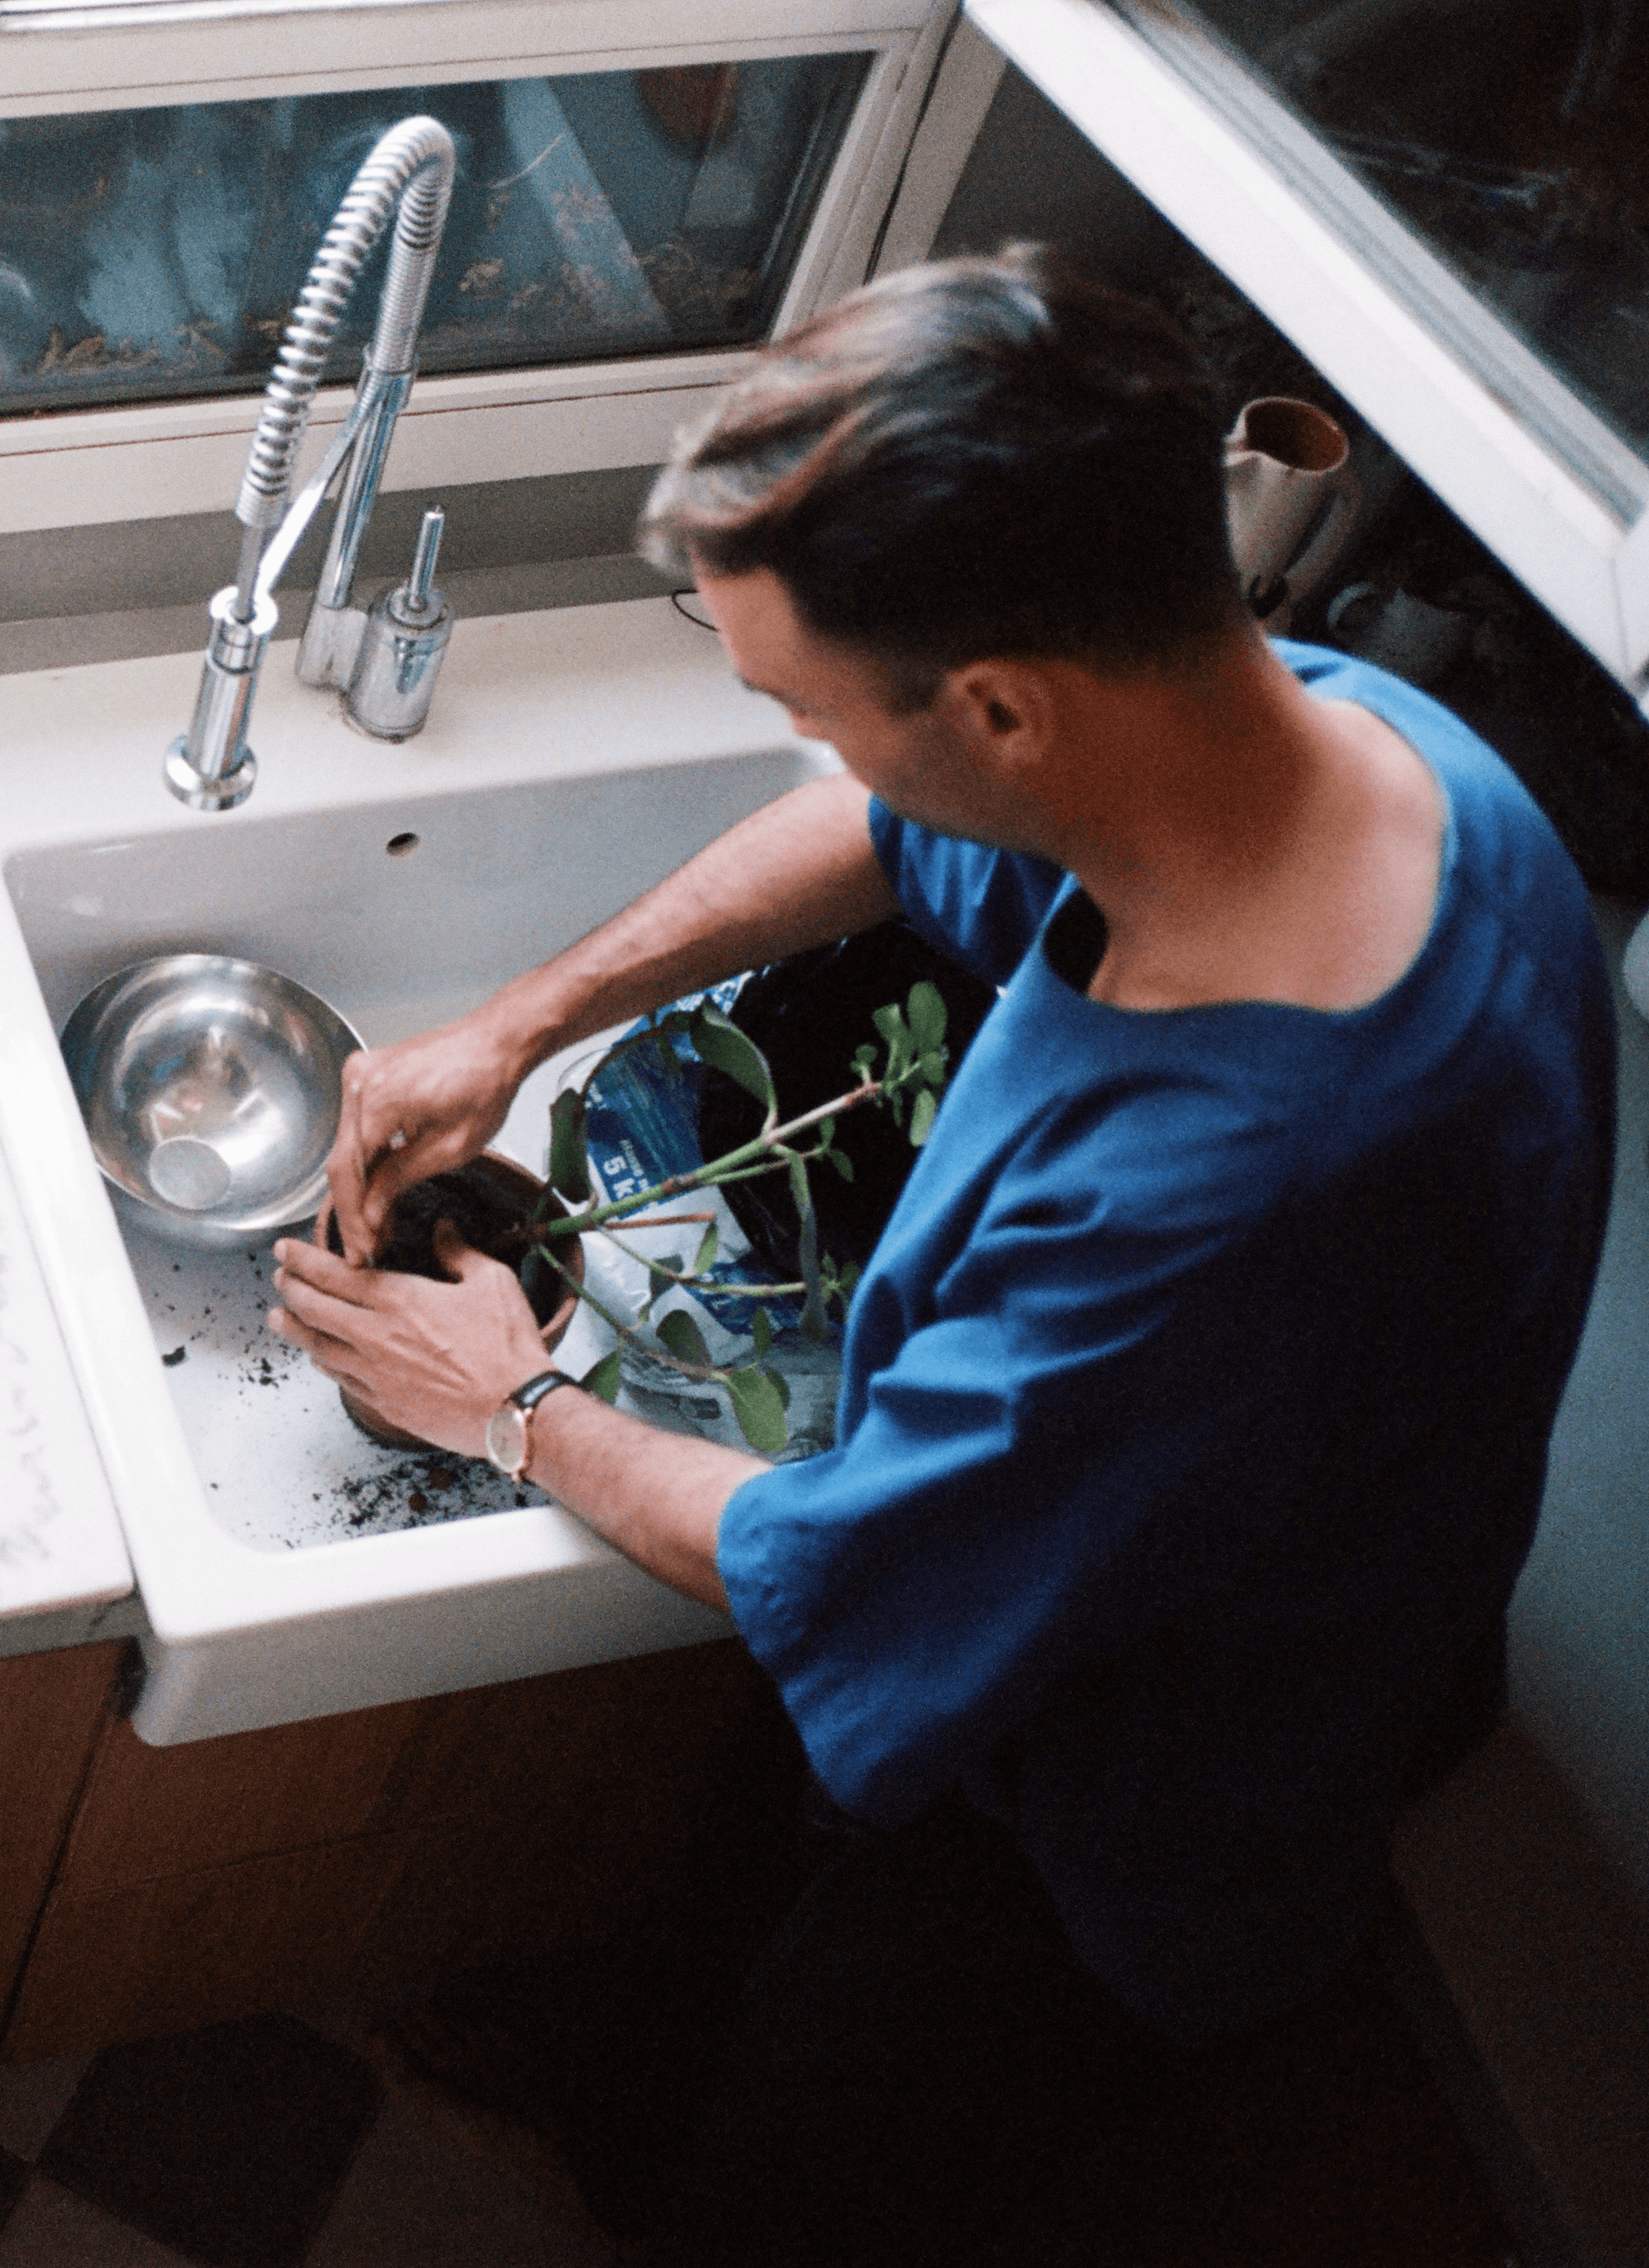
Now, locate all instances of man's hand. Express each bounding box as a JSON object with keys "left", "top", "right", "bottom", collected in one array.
[
  {"left": 270, "top": 1225, "right": 759, "bottom": 1612},
  {"left": 269, "top": 1225, "right": 548, "bottom": 1456},
  {"left": 326, "top": 1014, "right": 526, "bottom": 1267}
]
